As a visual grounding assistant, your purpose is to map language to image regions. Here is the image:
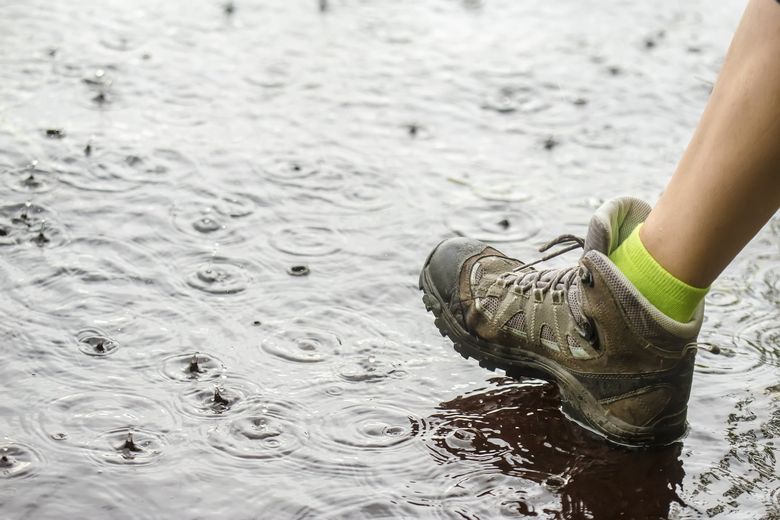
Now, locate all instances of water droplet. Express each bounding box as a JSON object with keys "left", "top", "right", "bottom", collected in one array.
[
  {"left": 213, "top": 386, "right": 230, "bottom": 406},
  {"left": 77, "top": 329, "right": 119, "bottom": 357},
  {"left": 162, "top": 352, "right": 225, "bottom": 381},
  {"left": 188, "top": 354, "right": 202, "bottom": 374}
]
